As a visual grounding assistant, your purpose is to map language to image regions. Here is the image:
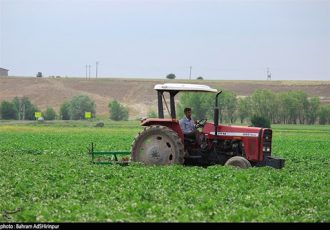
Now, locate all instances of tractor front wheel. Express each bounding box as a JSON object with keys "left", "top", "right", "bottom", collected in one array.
[
  {"left": 131, "top": 125, "right": 184, "bottom": 165},
  {"left": 225, "top": 156, "right": 252, "bottom": 169}
]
